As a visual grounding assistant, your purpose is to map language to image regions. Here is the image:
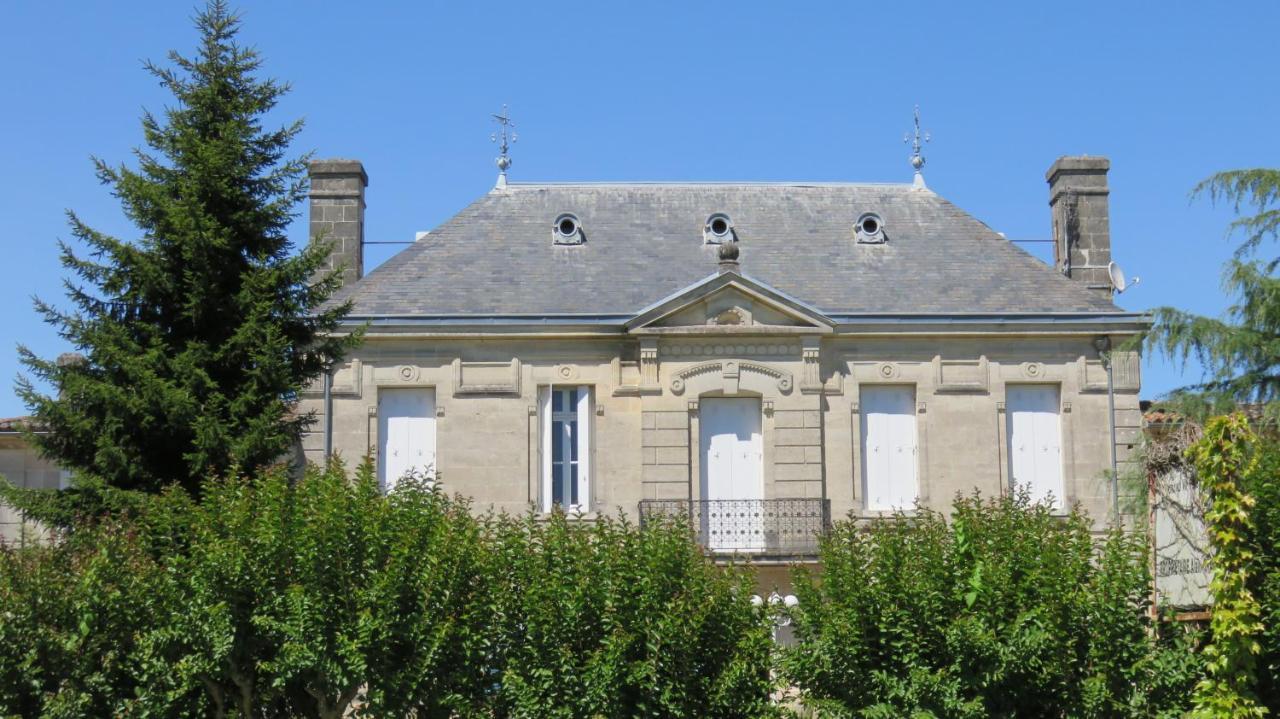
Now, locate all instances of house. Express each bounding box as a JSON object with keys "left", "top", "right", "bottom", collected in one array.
[
  {"left": 0, "top": 417, "right": 66, "bottom": 544},
  {"left": 298, "top": 152, "right": 1146, "bottom": 580}
]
